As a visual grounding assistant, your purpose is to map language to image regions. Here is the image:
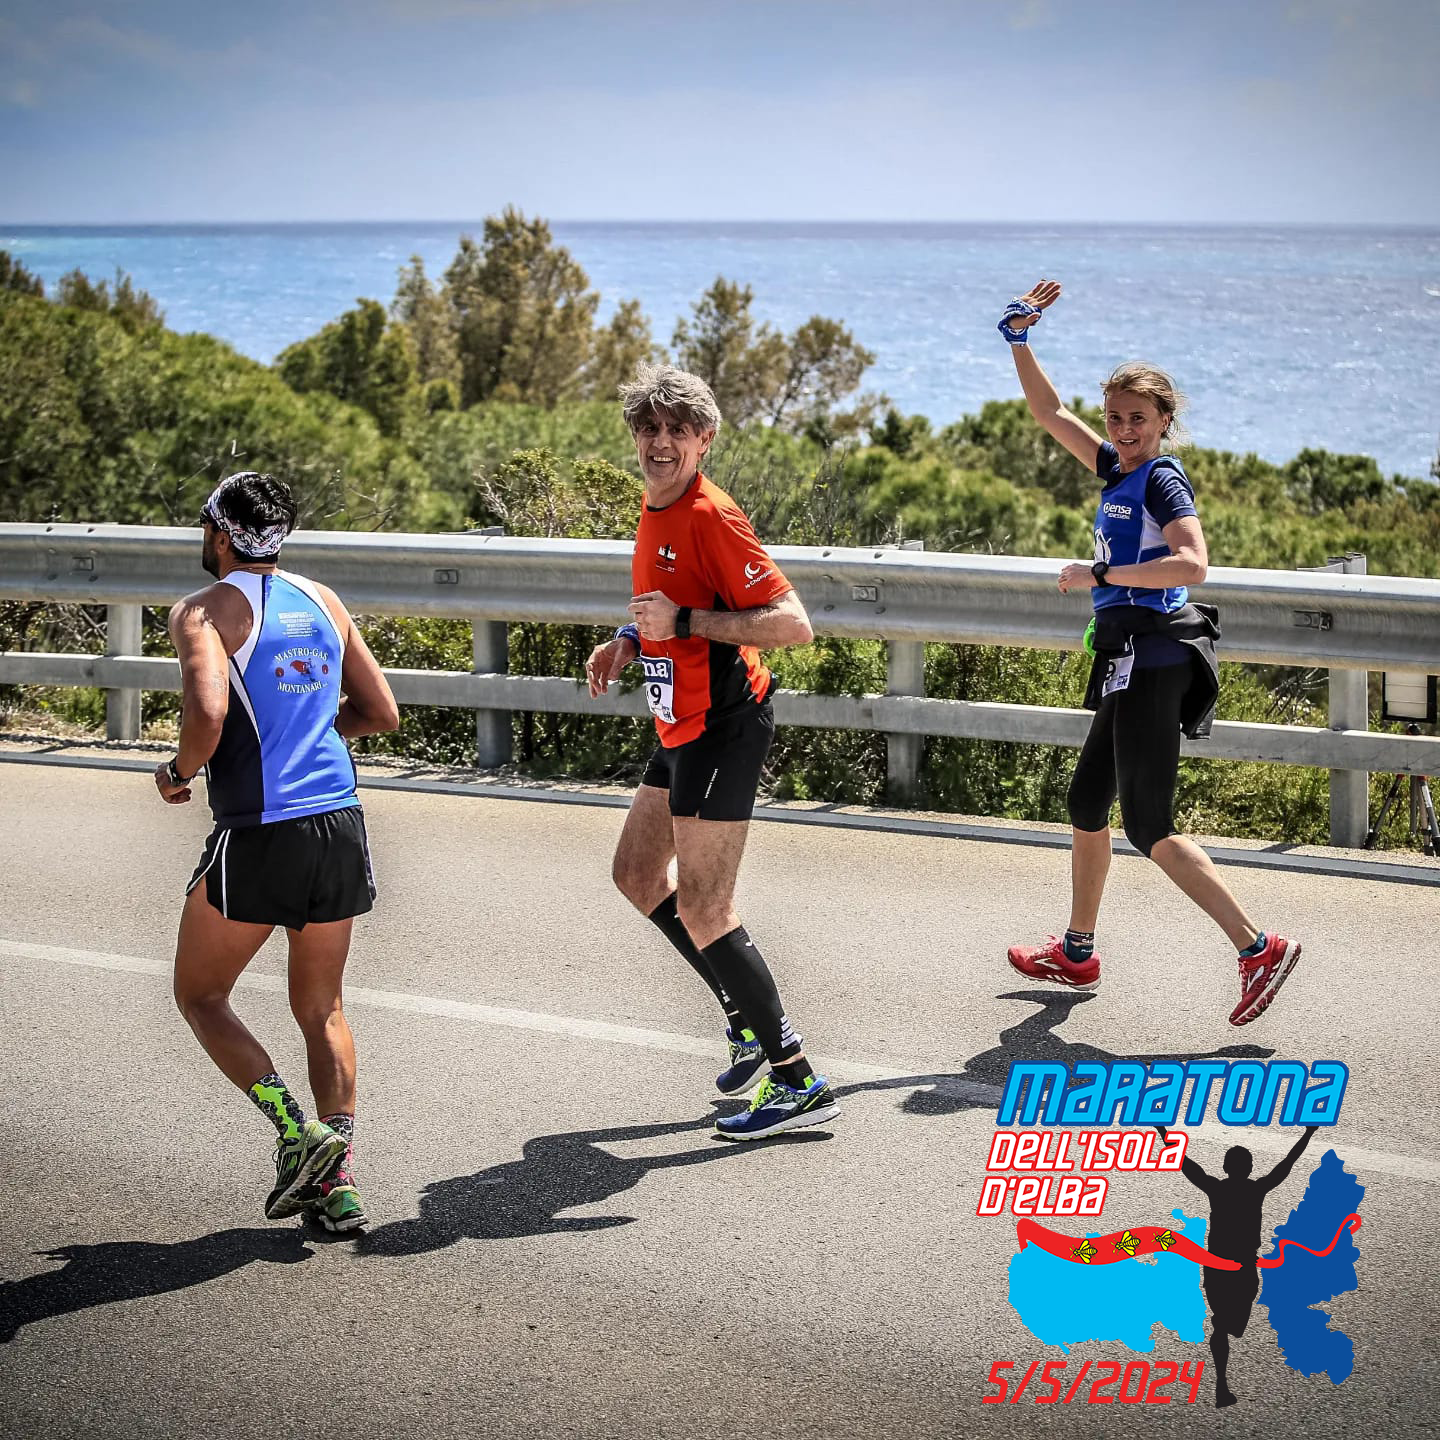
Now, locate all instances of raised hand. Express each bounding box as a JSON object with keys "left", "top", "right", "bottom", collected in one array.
[{"left": 1002, "top": 278, "right": 1062, "bottom": 331}]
